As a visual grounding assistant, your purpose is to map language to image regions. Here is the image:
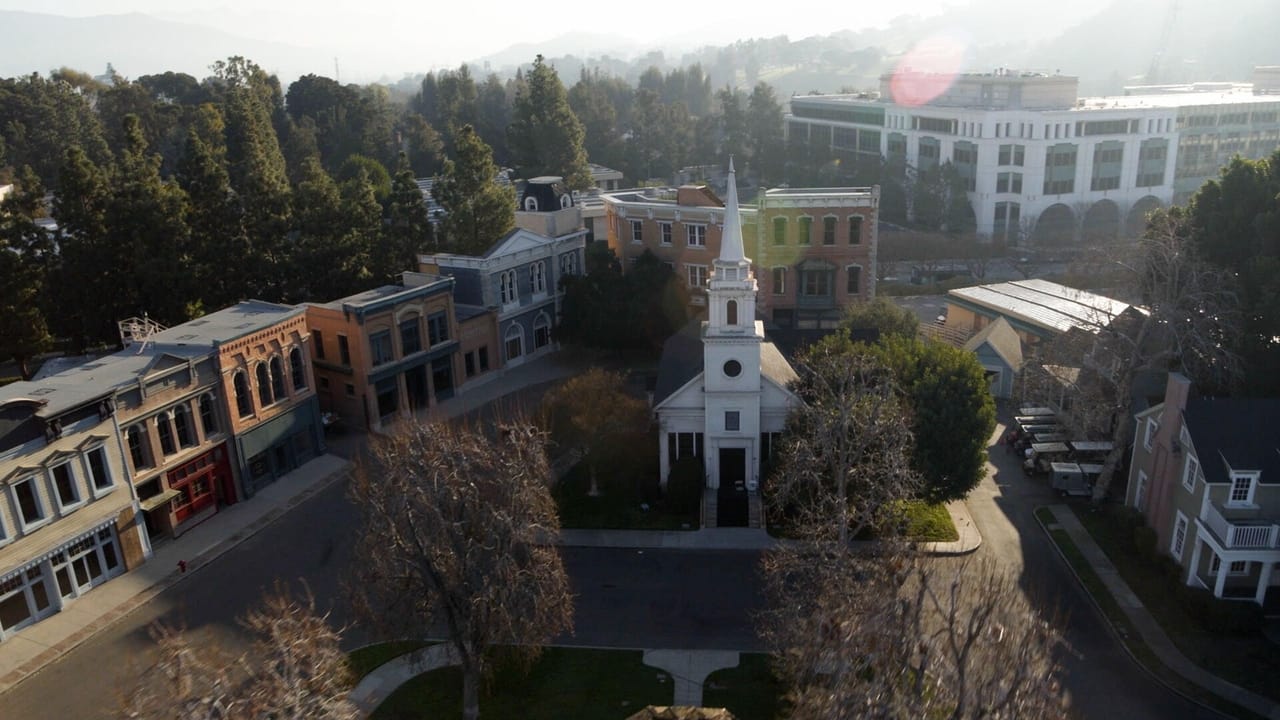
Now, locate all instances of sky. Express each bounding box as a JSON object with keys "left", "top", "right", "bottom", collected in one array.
[{"left": 0, "top": 0, "right": 958, "bottom": 77}]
